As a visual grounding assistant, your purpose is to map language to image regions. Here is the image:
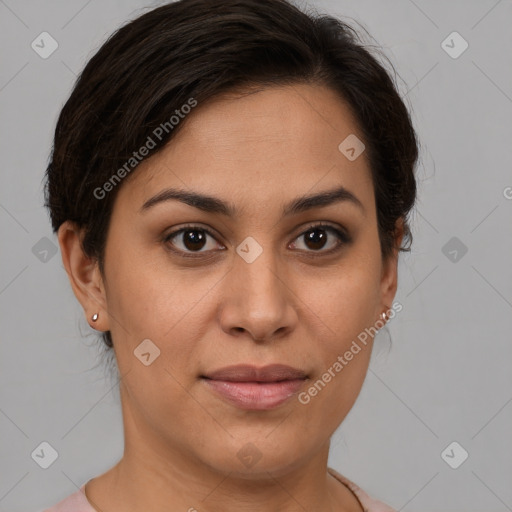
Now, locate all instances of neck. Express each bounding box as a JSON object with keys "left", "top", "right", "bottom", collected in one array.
[{"left": 85, "top": 387, "right": 363, "bottom": 512}]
